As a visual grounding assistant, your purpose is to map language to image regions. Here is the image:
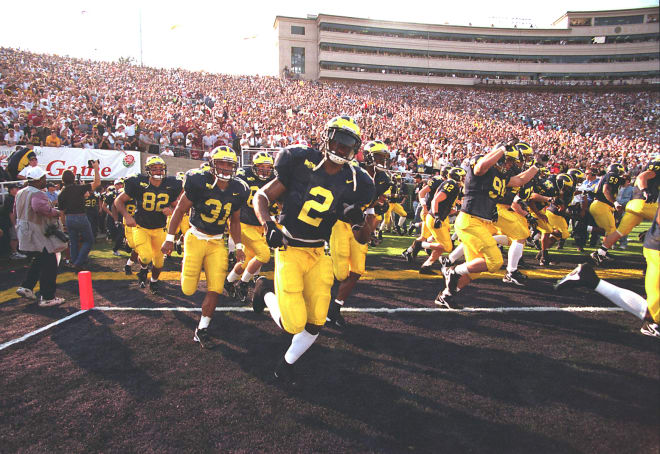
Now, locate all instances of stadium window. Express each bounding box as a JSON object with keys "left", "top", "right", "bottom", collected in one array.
[
  {"left": 291, "top": 47, "right": 305, "bottom": 74},
  {"left": 569, "top": 17, "right": 592, "bottom": 26},
  {"left": 647, "top": 14, "right": 658, "bottom": 23},
  {"left": 291, "top": 26, "right": 305, "bottom": 35},
  {"left": 594, "top": 15, "right": 644, "bottom": 26}
]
